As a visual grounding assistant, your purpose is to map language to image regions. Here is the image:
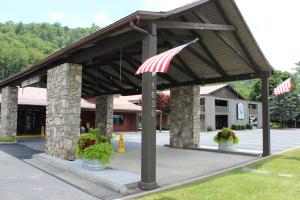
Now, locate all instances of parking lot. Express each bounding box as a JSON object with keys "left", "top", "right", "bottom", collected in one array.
[{"left": 17, "top": 129, "right": 300, "bottom": 155}]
